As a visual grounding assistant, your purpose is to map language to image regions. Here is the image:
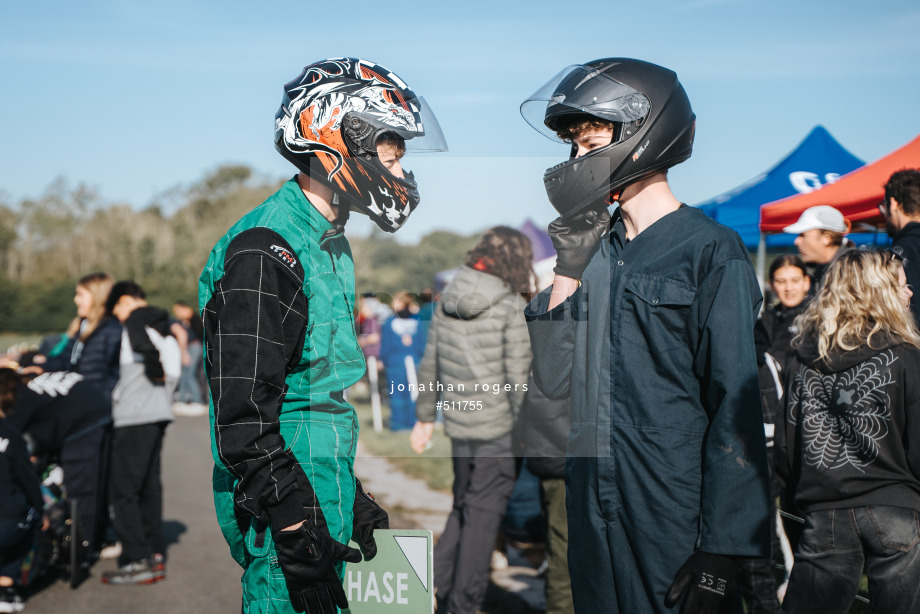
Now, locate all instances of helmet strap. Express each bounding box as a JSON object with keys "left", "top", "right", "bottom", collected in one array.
[{"left": 605, "top": 189, "right": 623, "bottom": 206}]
